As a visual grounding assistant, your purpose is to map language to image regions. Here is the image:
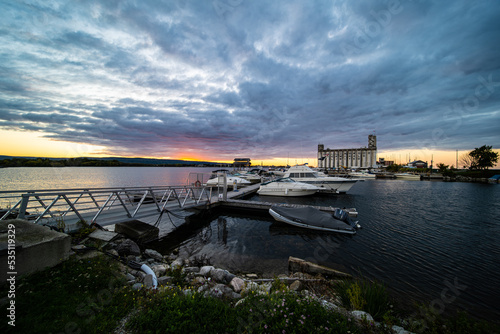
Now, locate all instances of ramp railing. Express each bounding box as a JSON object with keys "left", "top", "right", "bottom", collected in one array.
[{"left": 0, "top": 185, "right": 211, "bottom": 226}]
